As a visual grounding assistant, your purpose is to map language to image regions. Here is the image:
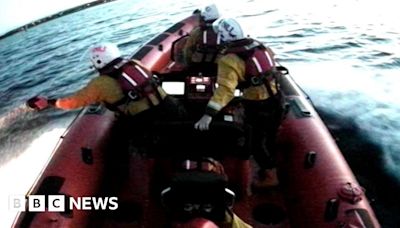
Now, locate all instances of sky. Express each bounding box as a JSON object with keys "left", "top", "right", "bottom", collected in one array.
[
  {"left": 1, "top": 0, "right": 398, "bottom": 36},
  {"left": 0, "top": 0, "right": 94, "bottom": 35}
]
